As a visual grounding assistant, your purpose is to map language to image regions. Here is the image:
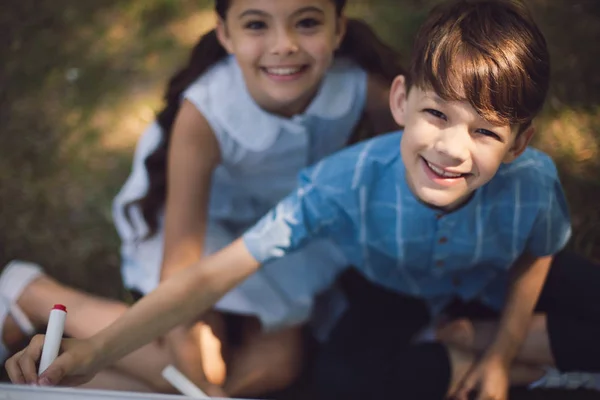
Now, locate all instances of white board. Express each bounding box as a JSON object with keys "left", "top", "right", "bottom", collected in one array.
[{"left": 0, "top": 384, "right": 242, "bottom": 400}]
